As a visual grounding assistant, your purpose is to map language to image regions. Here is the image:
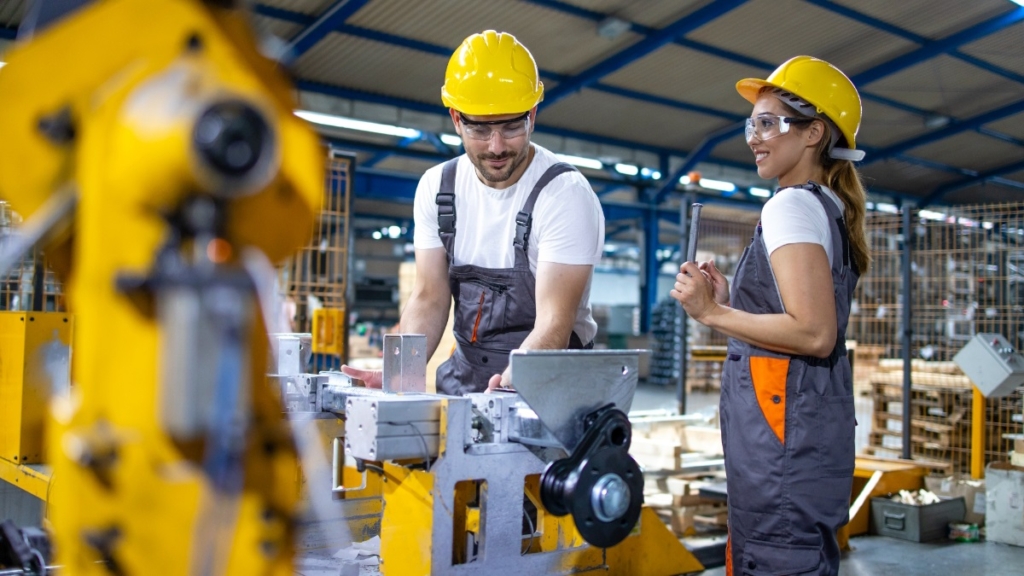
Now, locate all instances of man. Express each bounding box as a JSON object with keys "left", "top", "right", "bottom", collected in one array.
[{"left": 343, "top": 30, "right": 604, "bottom": 395}]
